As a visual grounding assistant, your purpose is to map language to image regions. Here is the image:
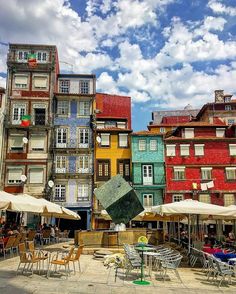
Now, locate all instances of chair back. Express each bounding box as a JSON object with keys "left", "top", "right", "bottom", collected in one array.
[
  {"left": 12, "top": 234, "right": 21, "bottom": 247},
  {"left": 171, "top": 256, "right": 183, "bottom": 269},
  {"left": 20, "top": 233, "right": 26, "bottom": 243},
  {"left": 64, "top": 247, "right": 74, "bottom": 264},
  {"left": 18, "top": 242, "right": 26, "bottom": 254},
  {"left": 74, "top": 245, "right": 84, "bottom": 260},
  {"left": 5, "top": 235, "right": 16, "bottom": 249},
  {"left": 27, "top": 230, "right": 36, "bottom": 241},
  {"left": 27, "top": 241, "right": 35, "bottom": 252}
]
